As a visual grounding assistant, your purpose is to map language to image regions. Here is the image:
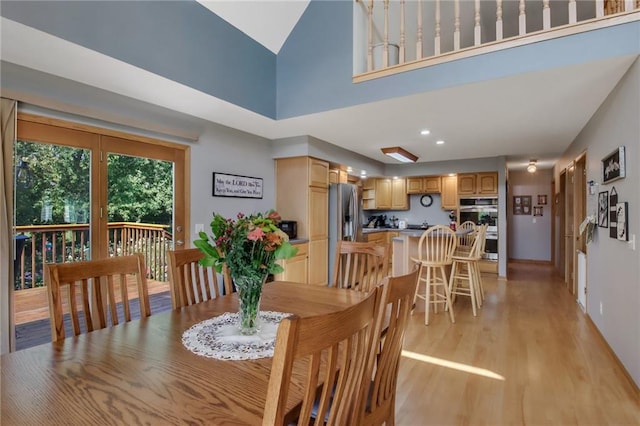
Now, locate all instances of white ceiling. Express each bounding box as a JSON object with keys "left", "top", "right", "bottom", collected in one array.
[
  {"left": 1, "top": 11, "right": 637, "bottom": 173},
  {"left": 196, "top": 0, "right": 310, "bottom": 53}
]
